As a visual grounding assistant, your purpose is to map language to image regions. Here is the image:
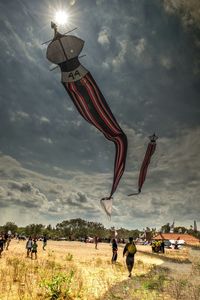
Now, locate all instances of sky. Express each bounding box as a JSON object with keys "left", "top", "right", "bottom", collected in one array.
[{"left": 0, "top": 0, "right": 200, "bottom": 230}]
